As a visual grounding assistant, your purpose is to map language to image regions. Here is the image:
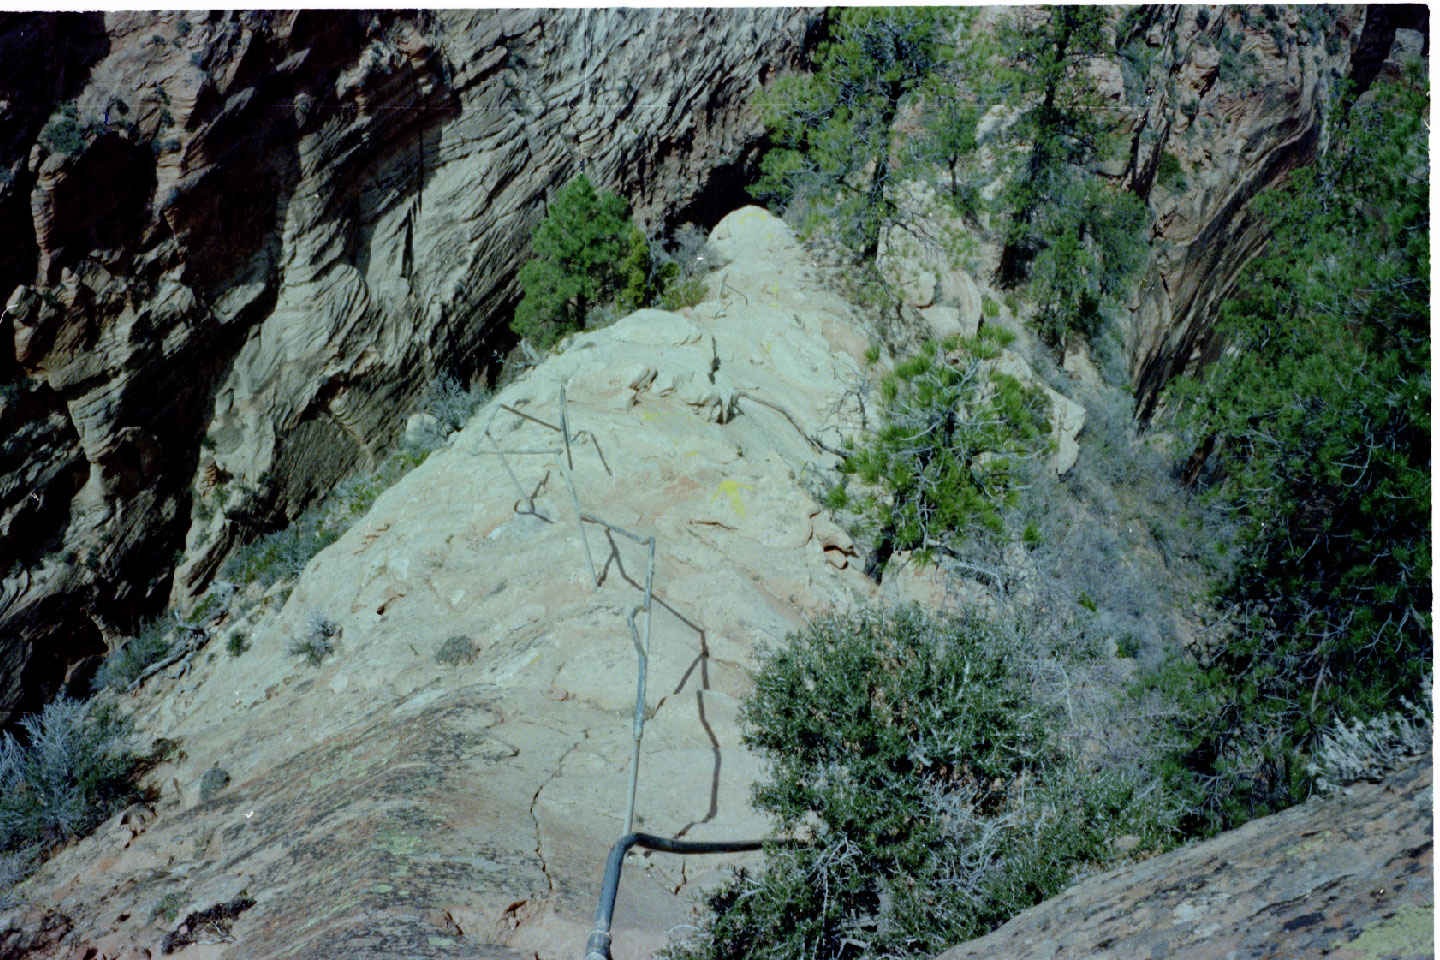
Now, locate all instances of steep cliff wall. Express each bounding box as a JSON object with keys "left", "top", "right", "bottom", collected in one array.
[
  {"left": 1108, "top": 4, "right": 1425, "bottom": 420},
  {"left": 0, "top": 10, "right": 815, "bottom": 724}
]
